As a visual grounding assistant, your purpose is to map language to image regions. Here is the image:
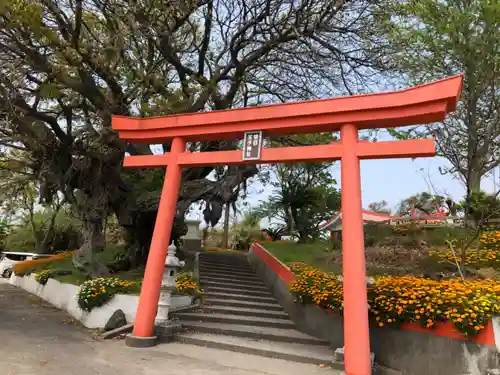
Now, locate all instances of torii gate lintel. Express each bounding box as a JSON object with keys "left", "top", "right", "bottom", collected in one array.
[
  {"left": 112, "top": 75, "right": 463, "bottom": 375},
  {"left": 122, "top": 137, "right": 436, "bottom": 168}
]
